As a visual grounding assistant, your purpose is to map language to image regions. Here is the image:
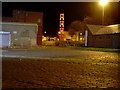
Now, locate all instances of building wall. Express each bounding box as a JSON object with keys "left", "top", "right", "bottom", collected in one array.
[
  {"left": 114, "top": 33, "right": 120, "bottom": 48},
  {"left": 88, "top": 33, "right": 120, "bottom": 48},
  {"left": 2, "top": 22, "right": 38, "bottom": 47},
  {"left": 2, "top": 10, "right": 43, "bottom": 45}
]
